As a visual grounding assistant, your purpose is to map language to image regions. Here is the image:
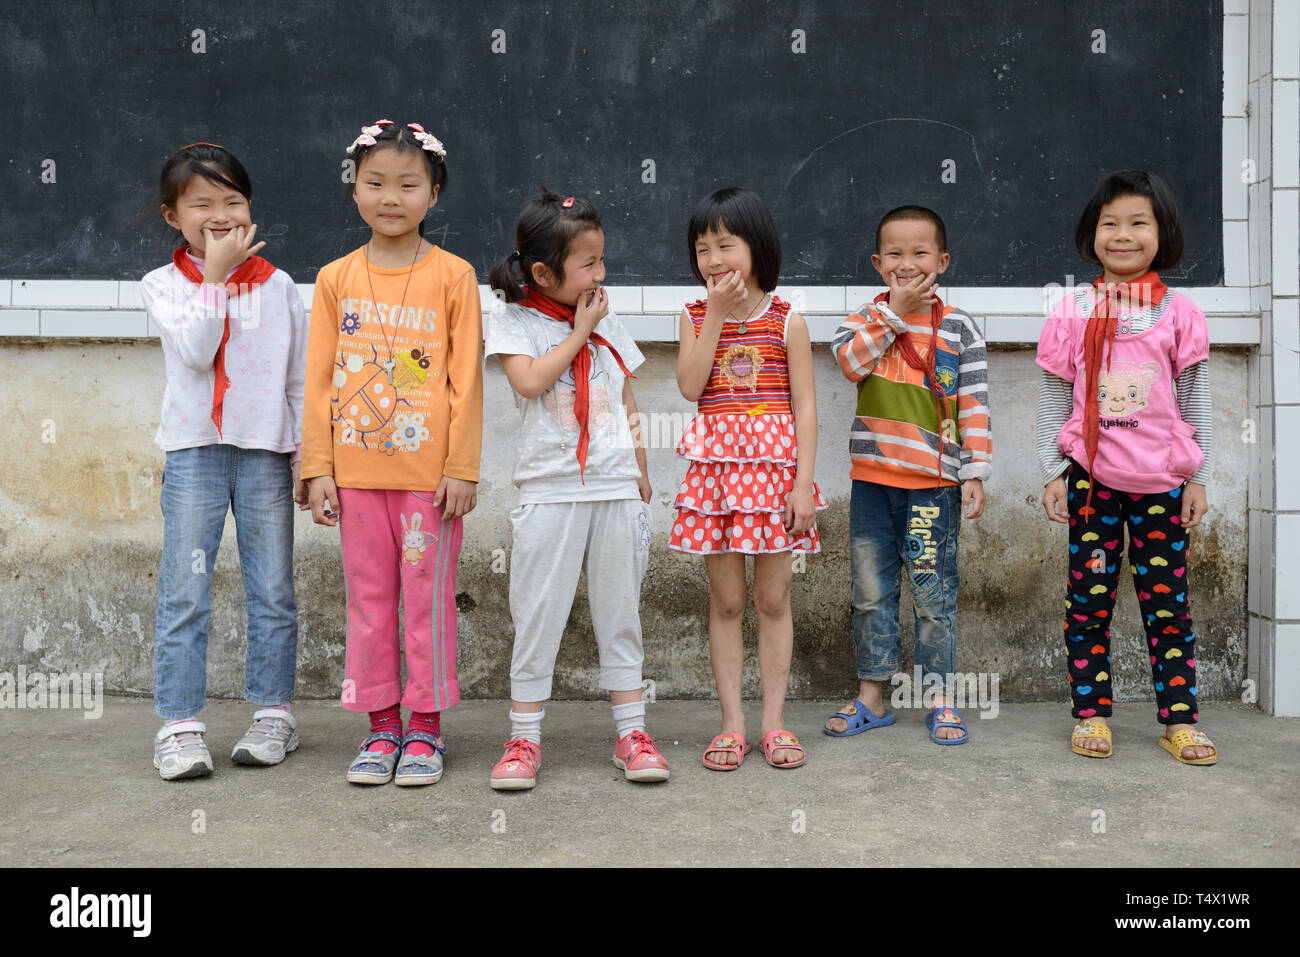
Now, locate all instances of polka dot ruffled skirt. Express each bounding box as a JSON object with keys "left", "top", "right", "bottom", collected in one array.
[{"left": 668, "top": 413, "right": 826, "bottom": 554}]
